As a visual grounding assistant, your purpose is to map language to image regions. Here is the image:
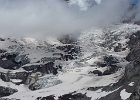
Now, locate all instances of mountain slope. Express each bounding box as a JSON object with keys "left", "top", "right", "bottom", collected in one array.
[{"left": 0, "top": 24, "right": 139, "bottom": 100}]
